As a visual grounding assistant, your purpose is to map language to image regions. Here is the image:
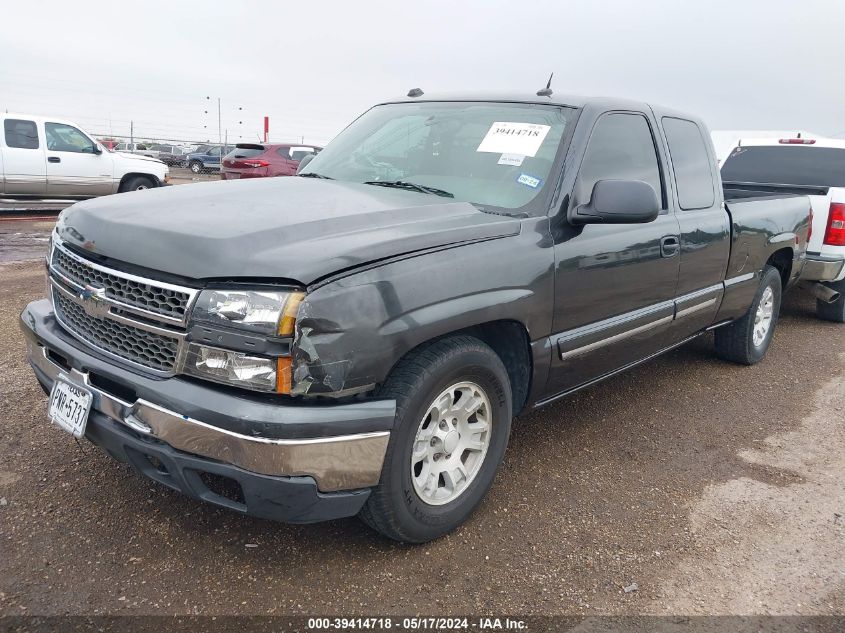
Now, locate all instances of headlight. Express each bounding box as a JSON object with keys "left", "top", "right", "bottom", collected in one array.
[
  {"left": 187, "top": 288, "right": 303, "bottom": 394},
  {"left": 192, "top": 289, "right": 304, "bottom": 336},
  {"left": 183, "top": 343, "right": 290, "bottom": 393}
]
